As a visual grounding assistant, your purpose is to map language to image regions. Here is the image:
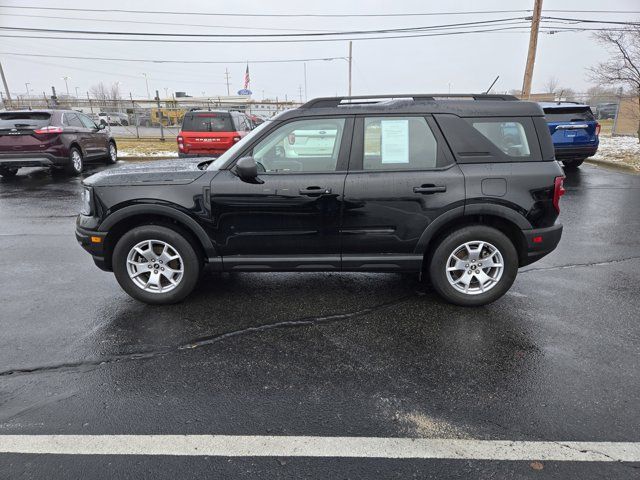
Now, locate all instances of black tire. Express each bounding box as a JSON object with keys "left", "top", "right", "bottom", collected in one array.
[
  {"left": 0, "top": 167, "right": 18, "bottom": 178},
  {"left": 428, "top": 225, "right": 518, "bottom": 307},
  {"left": 65, "top": 147, "right": 83, "bottom": 176},
  {"left": 122, "top": 120, "right": 129, "bottom": 126},
  {"left": 112, "top": 225, "right": 201, "bottom": 305},
  {"left": 105, "top": 141, "right": 118, "bottom": 165},
  {"left": 562, "top": 159, "right": 584, "bottom": 170}
]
